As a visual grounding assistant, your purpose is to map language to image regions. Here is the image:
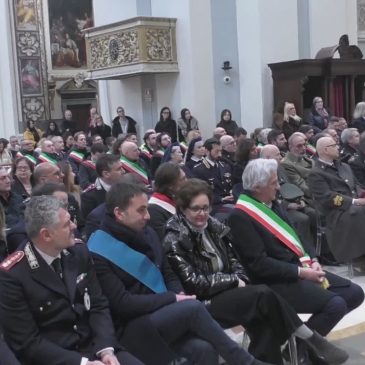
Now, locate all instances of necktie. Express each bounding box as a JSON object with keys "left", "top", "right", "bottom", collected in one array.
[{"left": 51, "top": 257, "right": 63, "bottom": 280}]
